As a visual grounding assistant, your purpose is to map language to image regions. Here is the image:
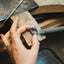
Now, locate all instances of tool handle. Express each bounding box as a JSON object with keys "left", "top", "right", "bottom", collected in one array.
[{"left": 40, "top": 26, "right": 64, "bottom": 35}]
